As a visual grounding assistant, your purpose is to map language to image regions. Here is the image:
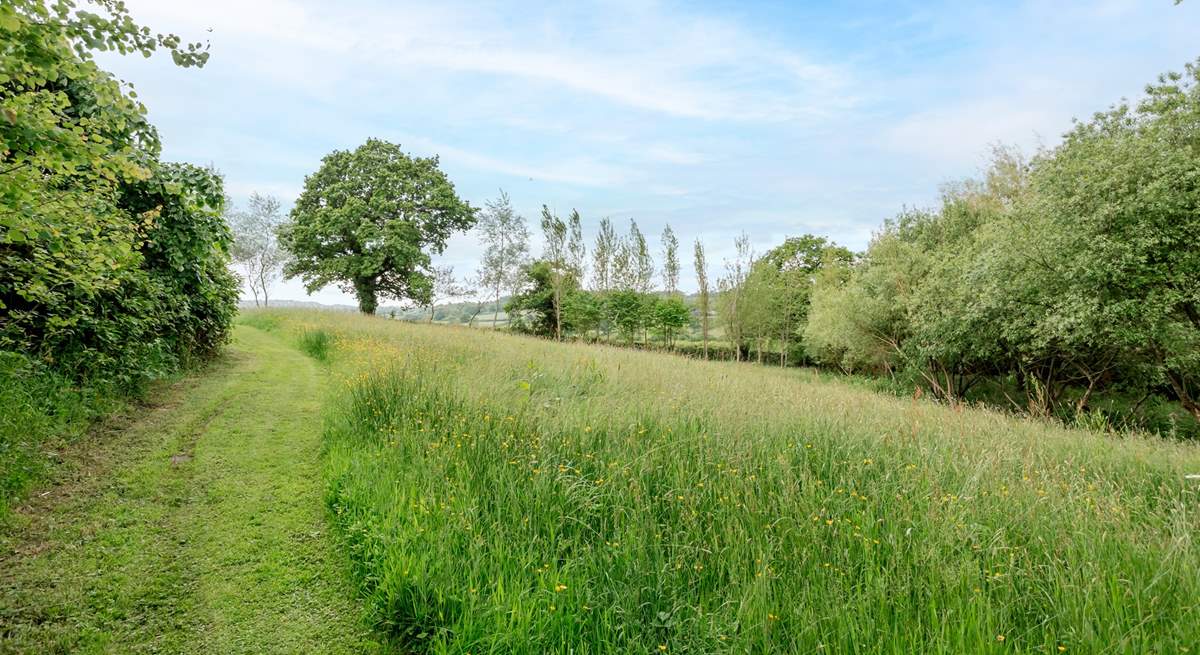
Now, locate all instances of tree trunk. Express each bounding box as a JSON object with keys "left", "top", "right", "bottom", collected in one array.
[
  {"left": 1165, "top": 369, "right": 1200, "bottom": 423},
  {"left": 492, "top": 290, "right": 500, "bottom": 329},
  {"left": 257, "top": 267, "right": 270, "bottom": 308},
  {"left": 354, "top": 278, "right": 378, "bottom": 314}
]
